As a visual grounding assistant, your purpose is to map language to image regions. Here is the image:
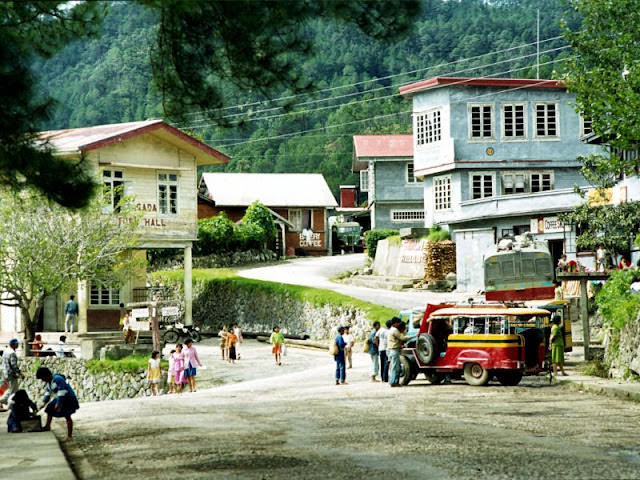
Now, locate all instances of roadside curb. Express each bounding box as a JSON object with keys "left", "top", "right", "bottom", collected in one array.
[
  {"left": 0, "top": 430, "right": 75, "bottom": 479},
  {"left": 560, "top": 378, "right": 640, "bottom": 403}
]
